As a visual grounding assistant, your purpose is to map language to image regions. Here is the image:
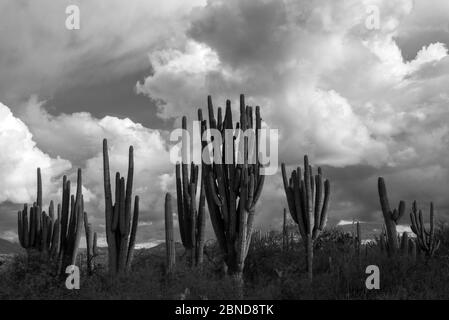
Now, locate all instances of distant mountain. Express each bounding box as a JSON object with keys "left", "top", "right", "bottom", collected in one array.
[{"left": 0, "top": 238, "right": 24, "bottom": 254}]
